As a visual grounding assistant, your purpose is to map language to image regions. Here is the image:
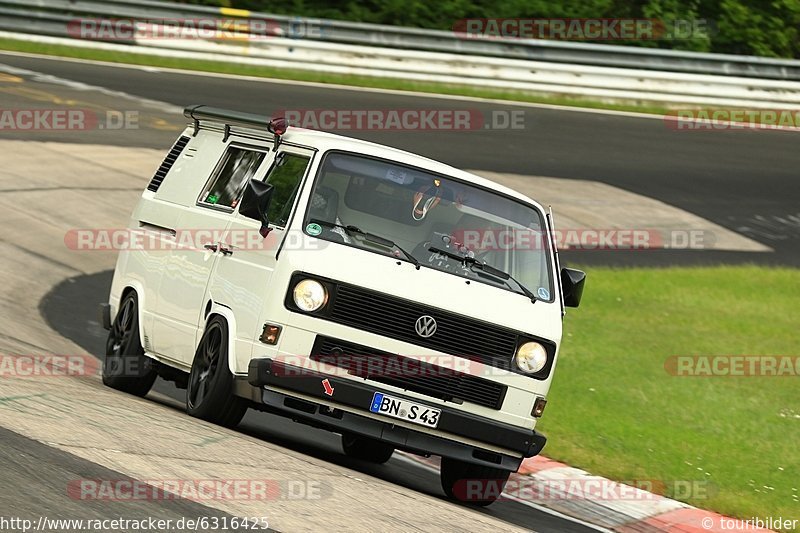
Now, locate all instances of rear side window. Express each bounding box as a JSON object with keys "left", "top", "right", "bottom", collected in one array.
[
  {"left": 266, "top": 152, "right": 310, "bottom": 227},
  {"left": 201, "top": 146, "right": 267, "bottom": 209}
]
